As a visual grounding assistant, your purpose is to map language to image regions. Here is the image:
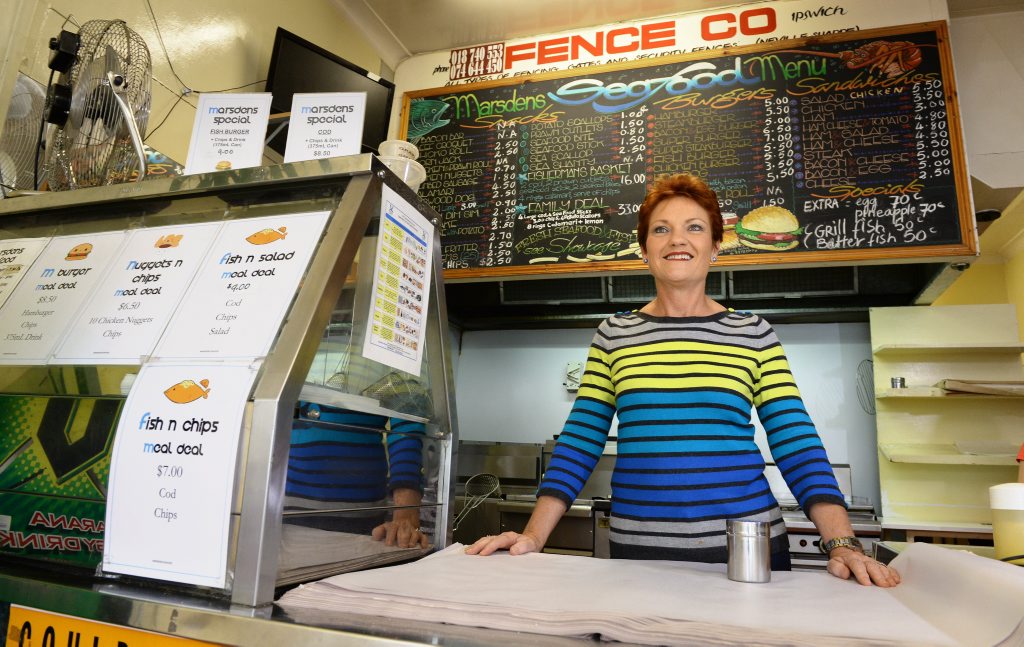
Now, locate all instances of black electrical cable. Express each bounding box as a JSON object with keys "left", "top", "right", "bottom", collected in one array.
[
  {"left": 33, "top": 68, "right": 56, "bottom": 191},
  {"left": 144, "top": 92, "right": 184, "bottom": 141},
  {"left": 143, "top": 0, "right": 265, "bottom": 95}
]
